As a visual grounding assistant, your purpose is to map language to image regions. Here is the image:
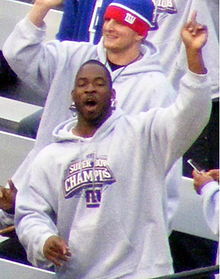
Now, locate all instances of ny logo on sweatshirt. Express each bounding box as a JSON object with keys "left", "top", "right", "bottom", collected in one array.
[
  {"left": 152, "top": 0, "right": 177, "bottom": 13},
  {"left": 151, "top": 0, "right": 177, "bottom": 30},
  {"left": 64, "top": 154, "right": 116, "bottom": 208}
]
